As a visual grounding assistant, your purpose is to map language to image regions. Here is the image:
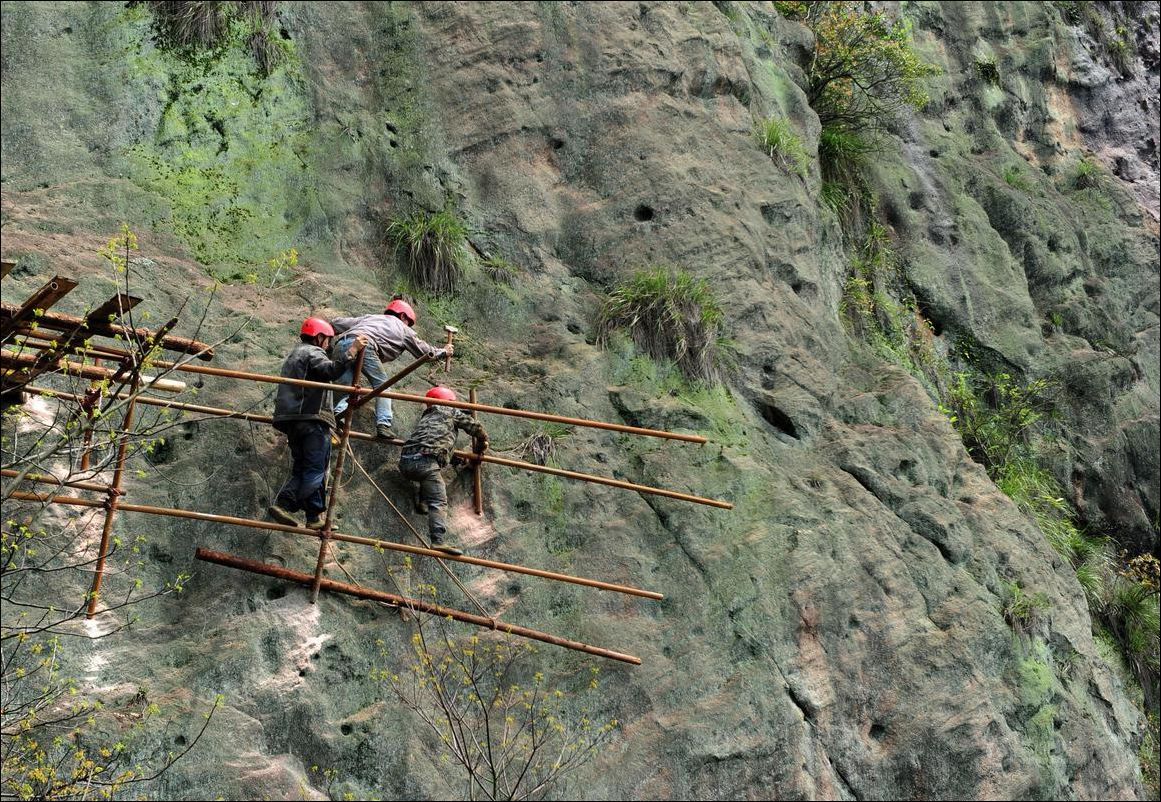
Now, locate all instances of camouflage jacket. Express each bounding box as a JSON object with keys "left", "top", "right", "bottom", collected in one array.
[{"left": 400, "top": 405, "right": 487, "bottom": 466}]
